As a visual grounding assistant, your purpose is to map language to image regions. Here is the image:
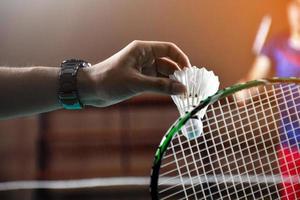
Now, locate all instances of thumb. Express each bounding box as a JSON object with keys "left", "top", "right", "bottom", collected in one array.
[{"left": 138, "top": 75, "right": 186, "bottom": 95}]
